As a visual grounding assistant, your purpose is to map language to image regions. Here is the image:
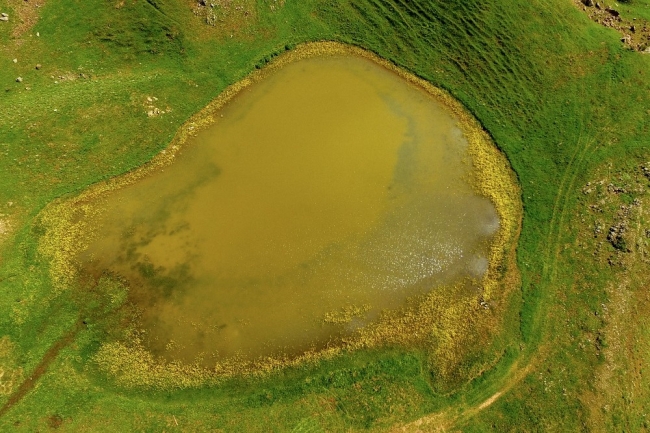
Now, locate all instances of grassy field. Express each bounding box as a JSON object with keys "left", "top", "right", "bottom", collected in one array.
[{"left": 1, "top": 0, "right": 649, "bottom": 431}]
